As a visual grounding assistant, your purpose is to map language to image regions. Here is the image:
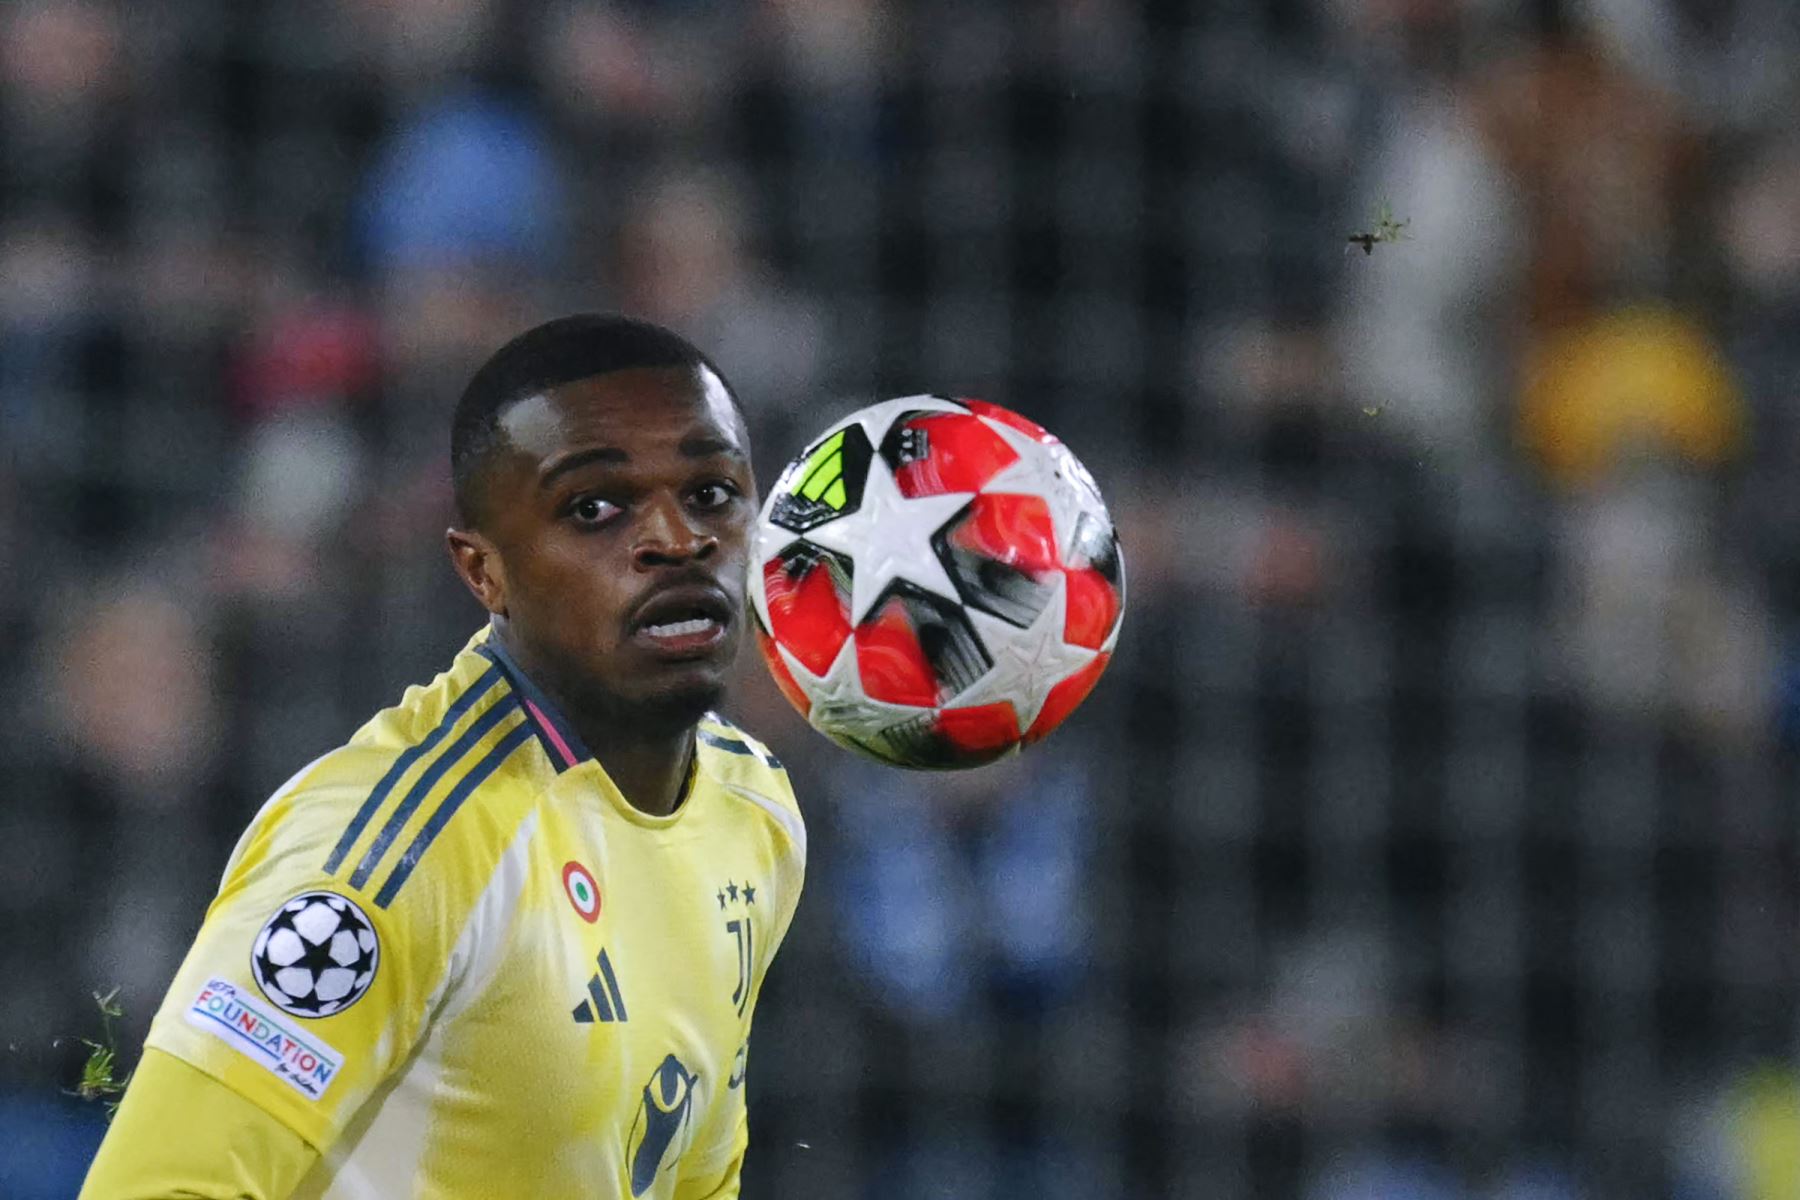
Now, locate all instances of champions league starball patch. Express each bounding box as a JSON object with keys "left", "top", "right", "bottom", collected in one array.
[{"left": 250, "top": 891, "right": 379, "bottom": 1018}]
